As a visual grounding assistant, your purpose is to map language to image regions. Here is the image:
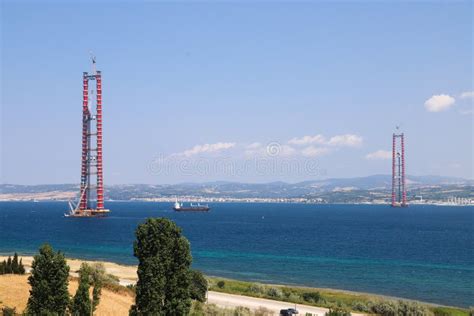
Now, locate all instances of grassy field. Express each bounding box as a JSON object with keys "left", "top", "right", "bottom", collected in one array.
[
  {"left": 0, "top": 275, "right": 134, "bottom": 315},
  {"left": 207, "top": 277, "right": 470, "bottom": 316}
]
